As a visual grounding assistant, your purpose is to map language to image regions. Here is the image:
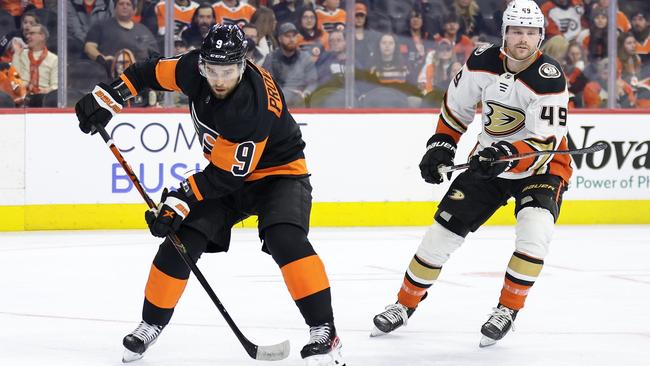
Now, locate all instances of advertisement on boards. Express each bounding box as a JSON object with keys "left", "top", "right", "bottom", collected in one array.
[{"left": 20, "top": 112, "right": 650, "bottom": 205}]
